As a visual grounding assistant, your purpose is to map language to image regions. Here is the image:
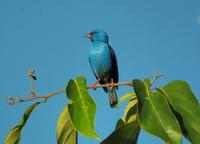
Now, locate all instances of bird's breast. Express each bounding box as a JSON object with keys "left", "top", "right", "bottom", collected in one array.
[{"left": 89, "top": 45, "right": 112, "bottom": 80}]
